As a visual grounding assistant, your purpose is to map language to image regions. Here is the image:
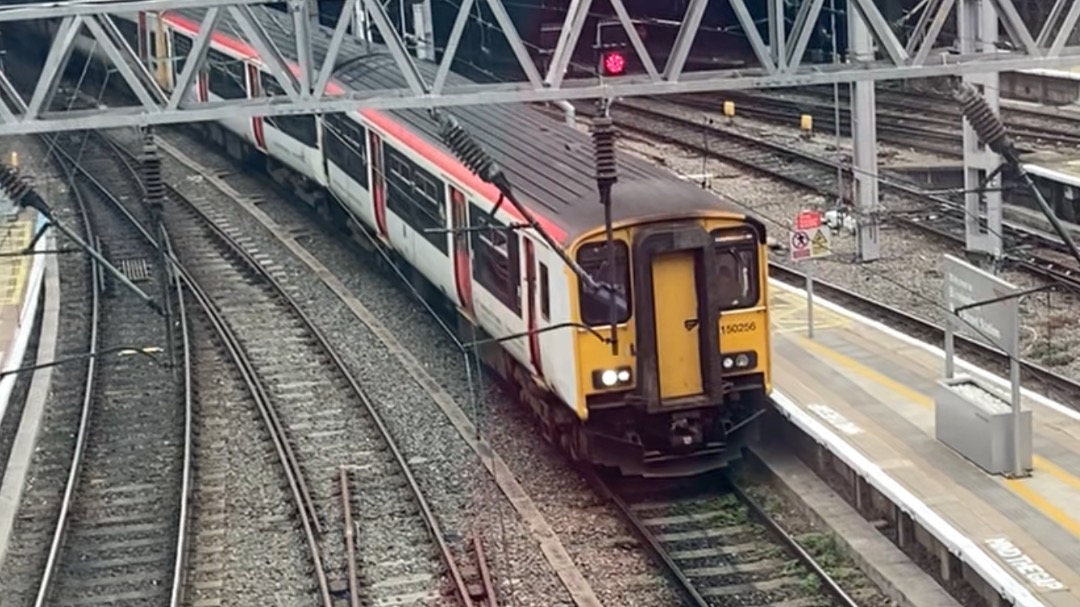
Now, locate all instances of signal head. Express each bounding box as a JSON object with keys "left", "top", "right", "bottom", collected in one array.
[{"left": 601, "top": 51, "right": 626, "bottom": 76}]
